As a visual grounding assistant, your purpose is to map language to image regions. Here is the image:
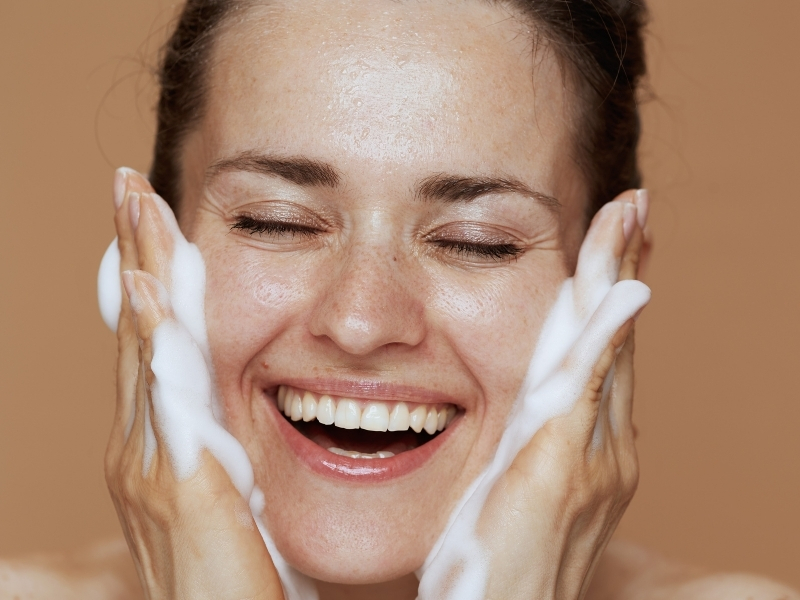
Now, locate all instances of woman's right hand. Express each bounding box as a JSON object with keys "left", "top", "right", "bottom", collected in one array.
[{"left": 103, "top": 169, "right": 284, "bottom": 600}]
